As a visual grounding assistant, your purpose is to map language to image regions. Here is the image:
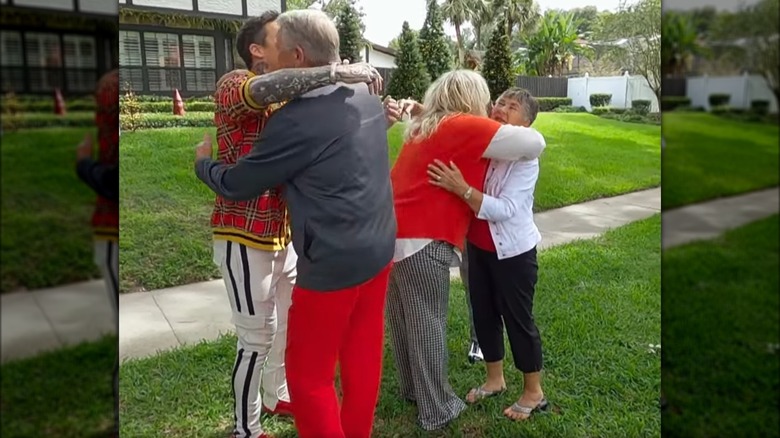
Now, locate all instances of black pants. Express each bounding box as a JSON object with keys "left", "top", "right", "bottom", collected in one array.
[{"left": 468, "top": 243, "right": 543, "bottom": 373}]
